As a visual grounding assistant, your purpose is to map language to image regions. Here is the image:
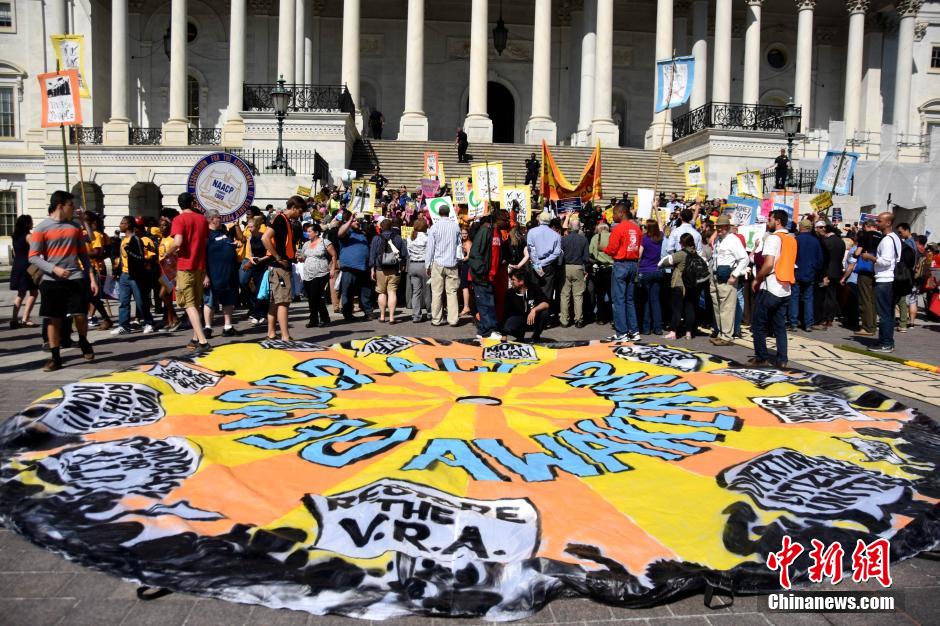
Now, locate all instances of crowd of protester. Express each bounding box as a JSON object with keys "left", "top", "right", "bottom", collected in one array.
[{"left": 8, "top": 182, "right": 940, "bottom": 372}]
